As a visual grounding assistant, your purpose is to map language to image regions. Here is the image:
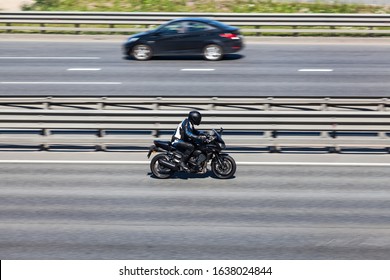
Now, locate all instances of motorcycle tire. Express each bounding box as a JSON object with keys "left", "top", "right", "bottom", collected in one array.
[
  {"left": 150, "top": 154, "right": 174, "bottom": 179},
  {"left": 211, "top": 155, "right": 236, "bottom": 179}
]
